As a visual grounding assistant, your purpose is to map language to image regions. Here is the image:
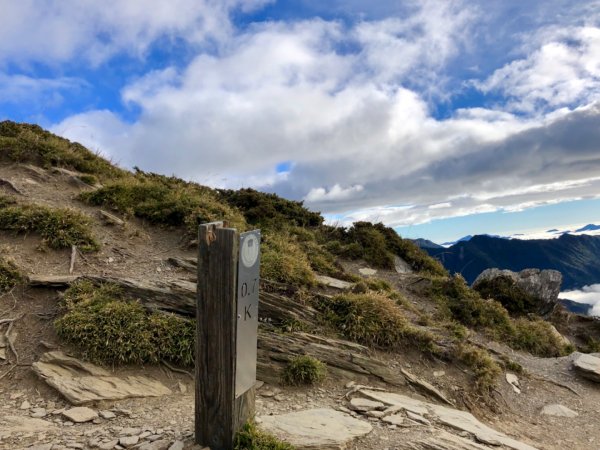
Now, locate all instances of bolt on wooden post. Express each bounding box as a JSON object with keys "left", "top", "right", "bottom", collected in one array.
[{"left": 195, "top": 221, "right": 261, "bottom": 449}]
